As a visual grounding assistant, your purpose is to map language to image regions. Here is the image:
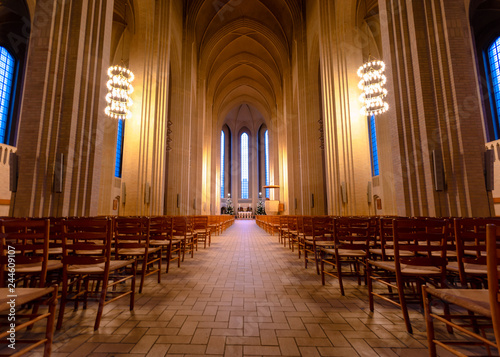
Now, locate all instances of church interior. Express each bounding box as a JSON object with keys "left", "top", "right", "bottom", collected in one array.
[{"left": 2, "top": 0, "right": 500, "bottom": 356}]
